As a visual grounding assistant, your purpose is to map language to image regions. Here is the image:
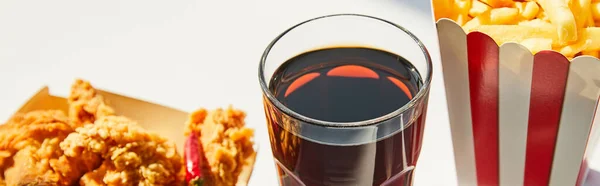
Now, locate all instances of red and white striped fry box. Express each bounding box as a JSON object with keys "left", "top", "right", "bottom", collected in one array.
[{"left": 436, "top": 18, "right": 600, "bottom": 186}]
